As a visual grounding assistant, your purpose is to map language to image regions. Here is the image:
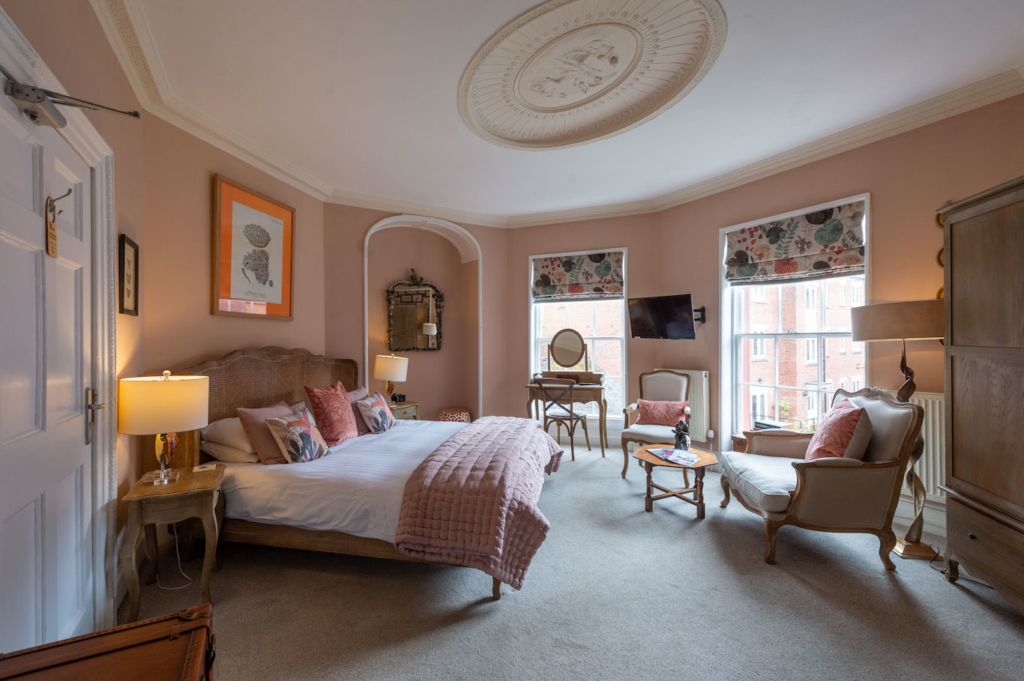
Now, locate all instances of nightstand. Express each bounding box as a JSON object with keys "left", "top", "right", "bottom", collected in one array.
[
  {"left": 391, "top": 401, "right": 419, "bottom": 420},
  {"left": 120, "top": 464, "right": 224, "bottom": 623}
]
